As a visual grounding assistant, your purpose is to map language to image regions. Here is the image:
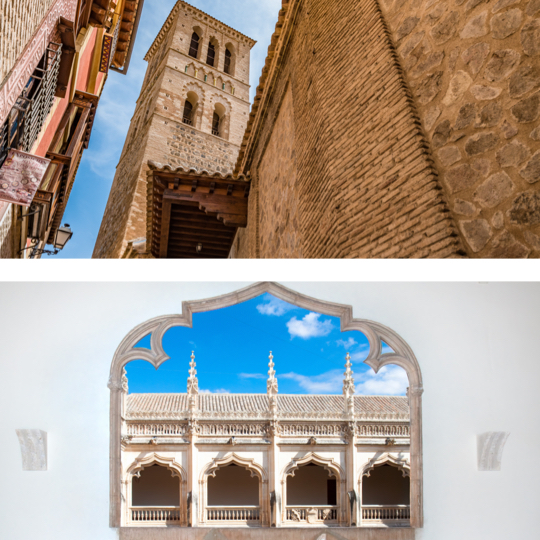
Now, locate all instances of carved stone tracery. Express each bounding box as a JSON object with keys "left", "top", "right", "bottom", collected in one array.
[{"left": 109, "top": 282, "right": 423, "bottom": 529}]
